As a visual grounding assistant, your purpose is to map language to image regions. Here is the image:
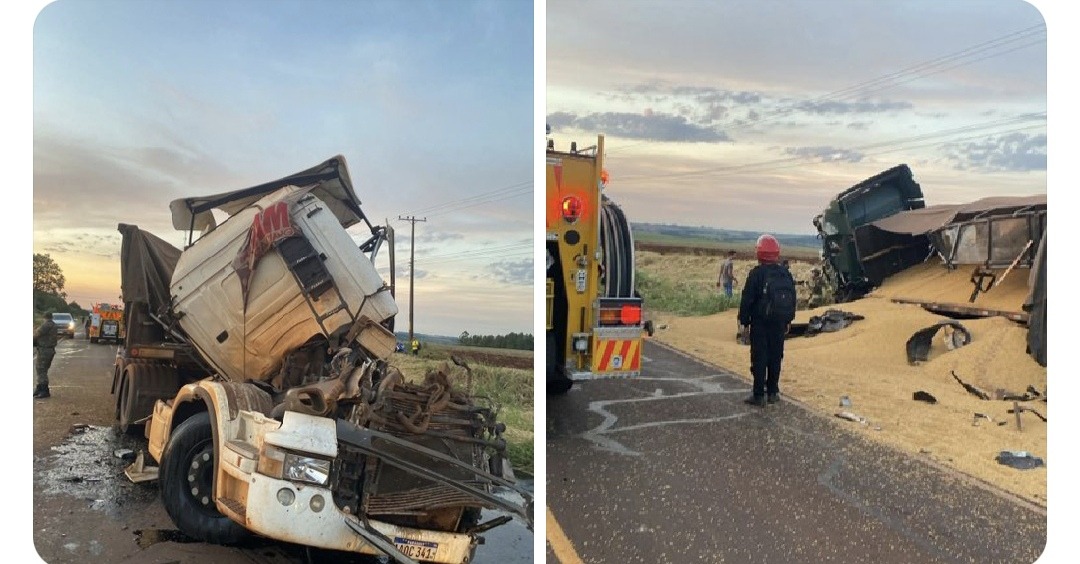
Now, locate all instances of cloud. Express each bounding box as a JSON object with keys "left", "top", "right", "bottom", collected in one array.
[
  {"left": 783, "top": 146, "right": 866, "bottom": 163},
  {"left": 485, "top": 259, "right": 532, "bottom": 286},
  {"left": 40, "top": 232, "right": 122, "bottom": 258},
  {"left": 941, "top": 132, "right": 1046, "bottom": 172},
  {"left": 415, "top": 230, "right": 465, "bottom": 244},
  {"left": 560, "top": 82, "right": 919, "bottom": 141},
  {"left": 33, "top": 129, "right": 241, "bottom": 236},
  {"left": 547, "top": 110, "right": 730, "bottom": 143},
  {"left": 794, "top": 100, "right": 912, "bottom": 115}
]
